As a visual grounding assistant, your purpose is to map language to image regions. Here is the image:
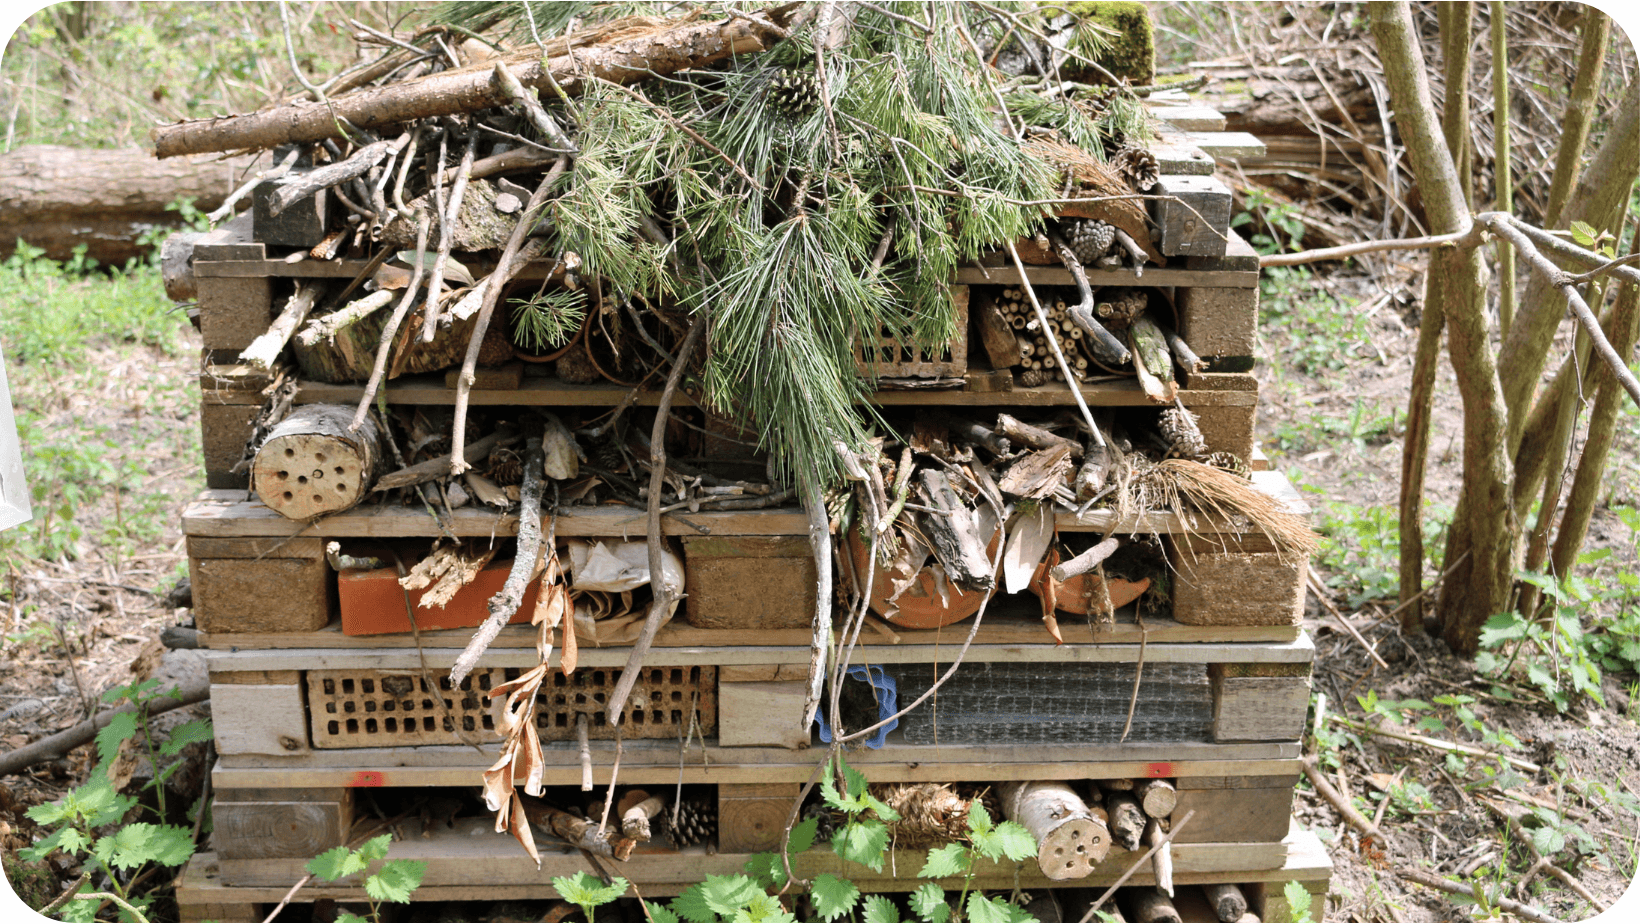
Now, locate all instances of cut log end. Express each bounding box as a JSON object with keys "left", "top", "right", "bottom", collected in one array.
[{"left": 251, "top": 405, "right": 381, "bottom": 520}]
